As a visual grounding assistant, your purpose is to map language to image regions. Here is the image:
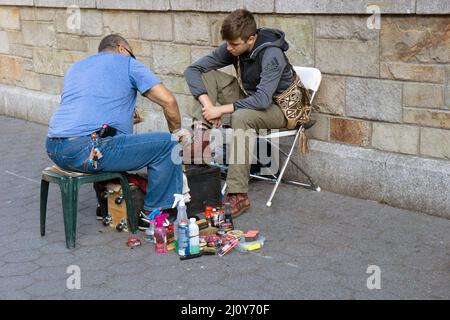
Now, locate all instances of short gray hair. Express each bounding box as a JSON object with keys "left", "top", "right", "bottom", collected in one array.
[{"left": 98, "top": 34, "right": 130, "bottom": 52}]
